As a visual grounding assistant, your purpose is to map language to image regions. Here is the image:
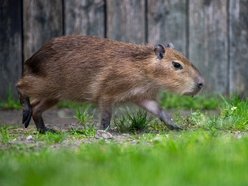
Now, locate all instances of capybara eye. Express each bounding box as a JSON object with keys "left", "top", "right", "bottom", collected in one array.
[{"left": 172, "top": 61, "right": 183, "bottom": 70}]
